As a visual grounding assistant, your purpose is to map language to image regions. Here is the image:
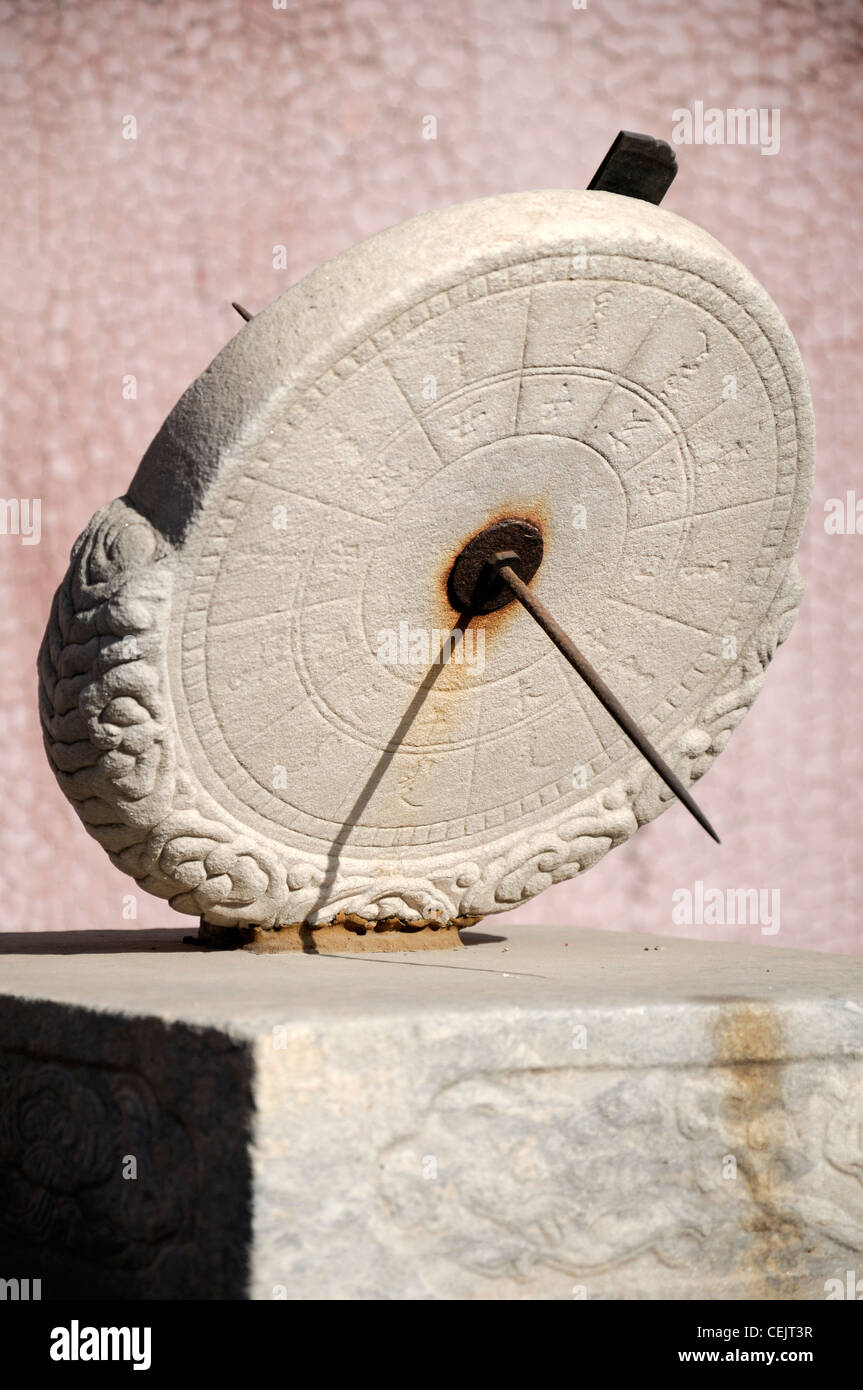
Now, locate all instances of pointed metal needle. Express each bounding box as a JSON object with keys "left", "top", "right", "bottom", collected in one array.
[
  {"left": 232, "top": 301, "right": 253, "bottom": 321},
  {"left": 489, "top": 555, "right": 720, "bottom": 844}
]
